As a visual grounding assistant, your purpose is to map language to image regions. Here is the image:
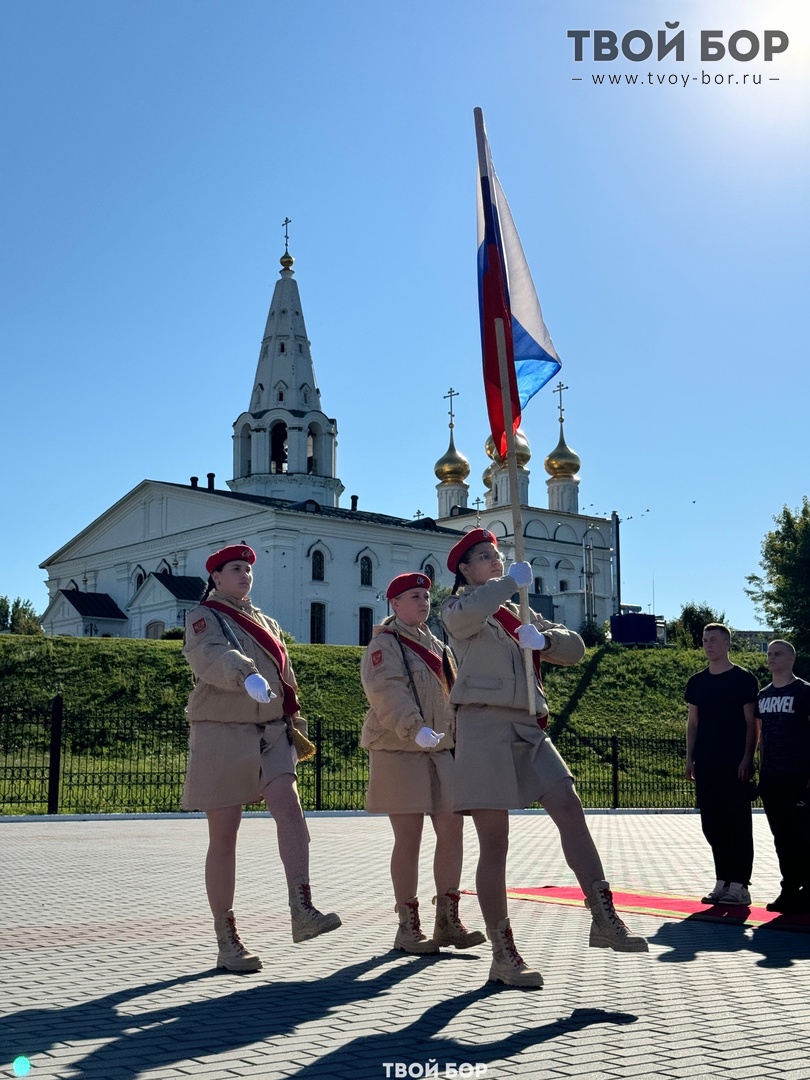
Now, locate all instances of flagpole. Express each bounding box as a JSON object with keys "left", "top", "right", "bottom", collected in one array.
[{"left": 494, "top": 317, "right": 536, "bottom": 717}]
